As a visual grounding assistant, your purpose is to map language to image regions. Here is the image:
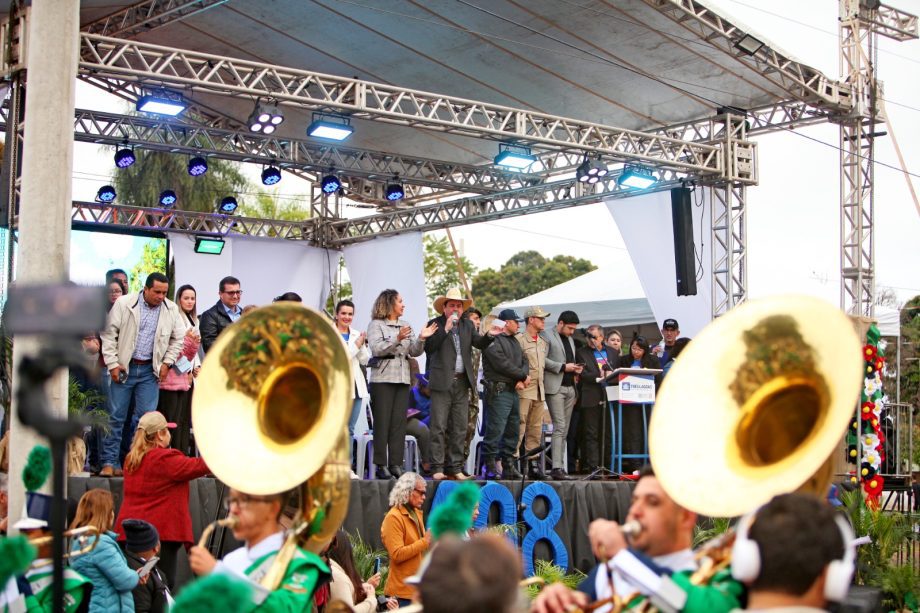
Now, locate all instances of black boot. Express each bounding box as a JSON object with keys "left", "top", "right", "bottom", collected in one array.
[
  {"left": 389, "top": 465, "right": 405, "bottom": 478},
  {"left": 528, "top": 460, "right": 547, "bottom": 480},
  {"left": 503, "top": 458, "right": 523, "bottom": 480},
  {"left": 484, "top": 460, "right": 499, "bottom": 480},
  {"left": 375, "top": 466, "right": 393, "bottom": 480}
]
